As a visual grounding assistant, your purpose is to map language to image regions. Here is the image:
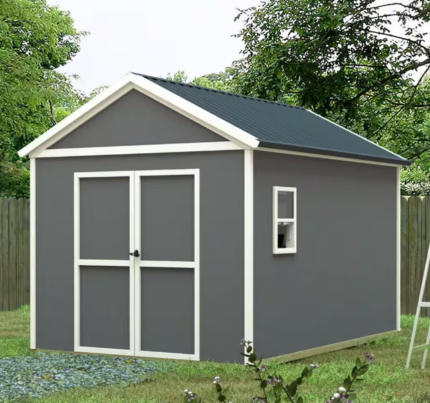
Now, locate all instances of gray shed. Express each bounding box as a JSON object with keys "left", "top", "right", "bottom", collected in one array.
[{"left": 19, "top": 73, "right": 411, "bottom": 363}]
